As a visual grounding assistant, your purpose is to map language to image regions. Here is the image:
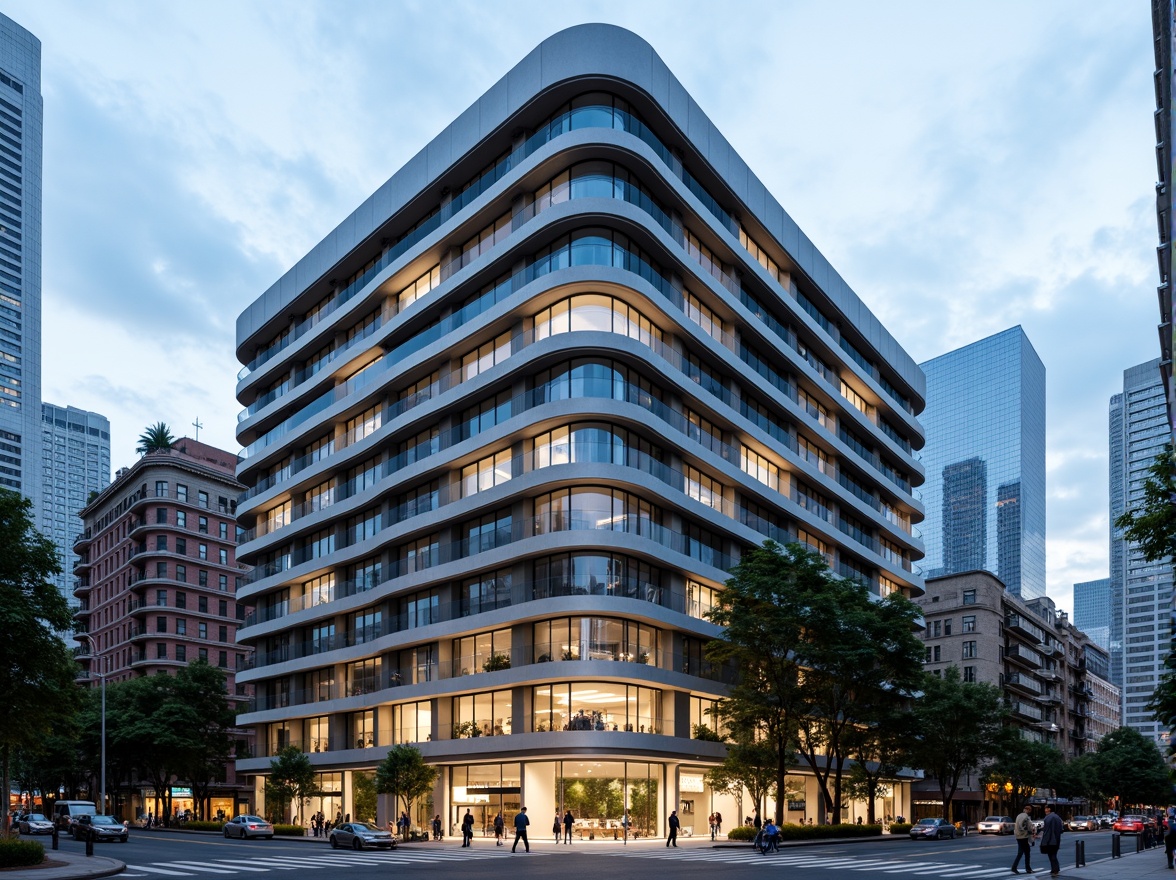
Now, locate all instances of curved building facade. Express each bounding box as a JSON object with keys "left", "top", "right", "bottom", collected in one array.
[{"left": 233, "top": 25, "right": 926, "bottom": 836}]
